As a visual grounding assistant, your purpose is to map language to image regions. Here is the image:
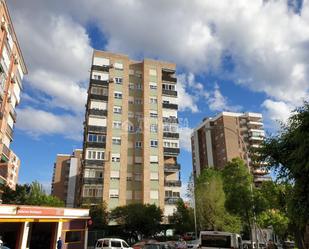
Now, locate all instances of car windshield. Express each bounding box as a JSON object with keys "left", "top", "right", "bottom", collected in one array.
[{"left": 201, "top": 235, "right": 231, "bottom": 248}]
